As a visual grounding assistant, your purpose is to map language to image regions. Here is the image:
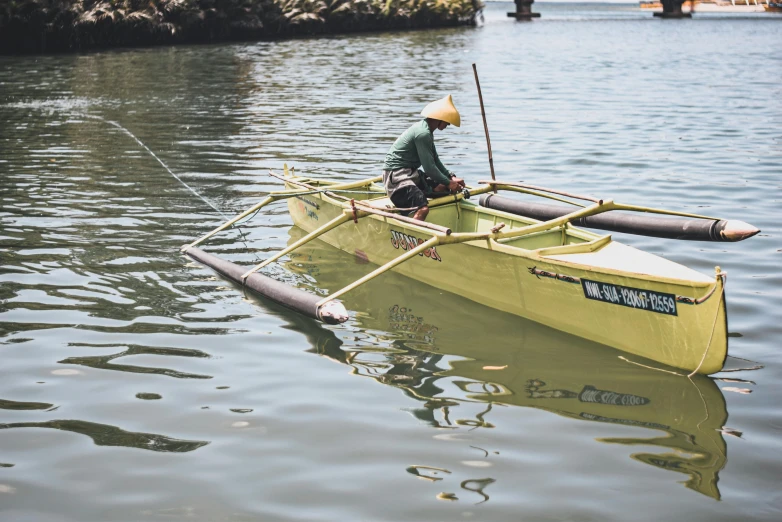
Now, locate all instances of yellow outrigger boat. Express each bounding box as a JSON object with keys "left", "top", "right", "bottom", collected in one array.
[{"left": 182, "top": 167, "right": 759, "bottom": 375}]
